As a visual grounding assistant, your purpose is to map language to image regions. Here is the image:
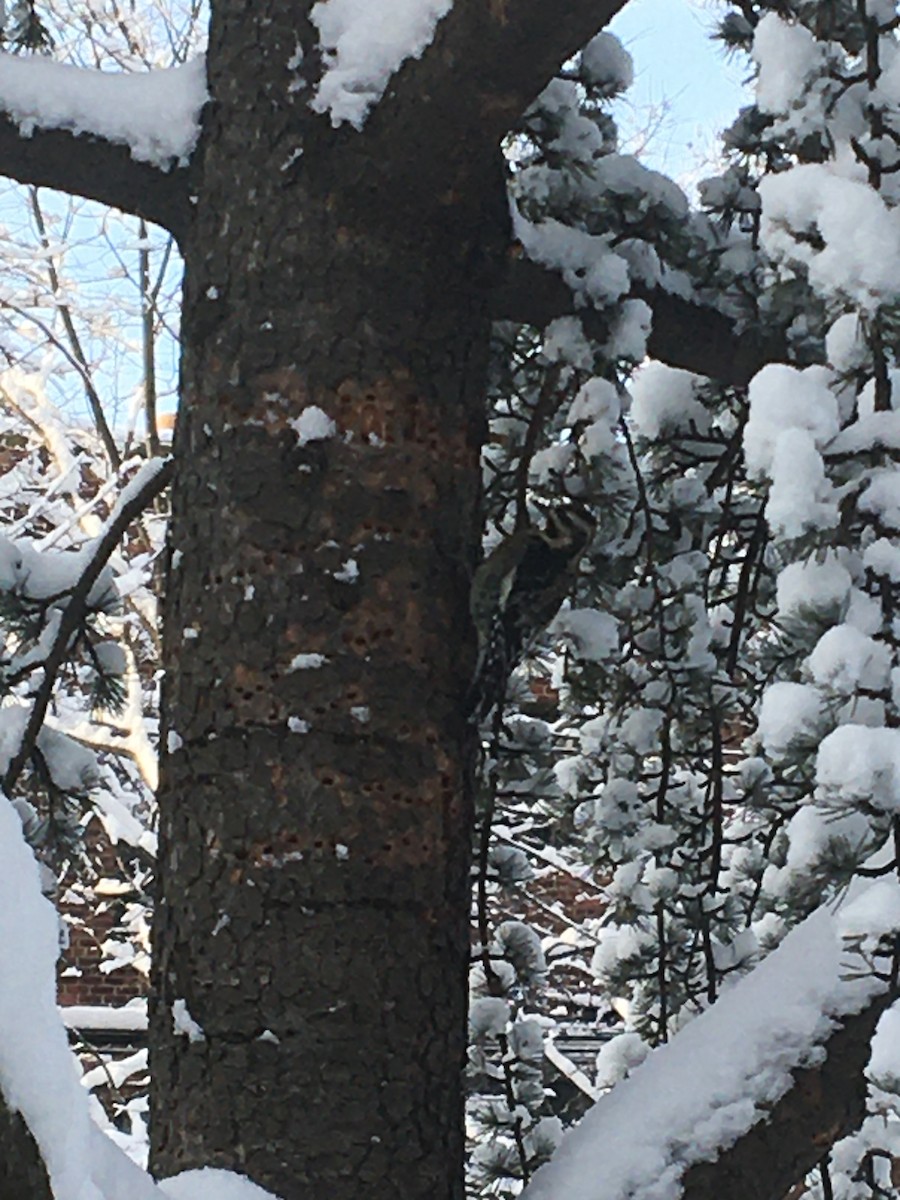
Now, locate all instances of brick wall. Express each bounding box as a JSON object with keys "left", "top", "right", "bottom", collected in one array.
[{"left": 57, "top": 818, "right": 147, "bottom": 1008}]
